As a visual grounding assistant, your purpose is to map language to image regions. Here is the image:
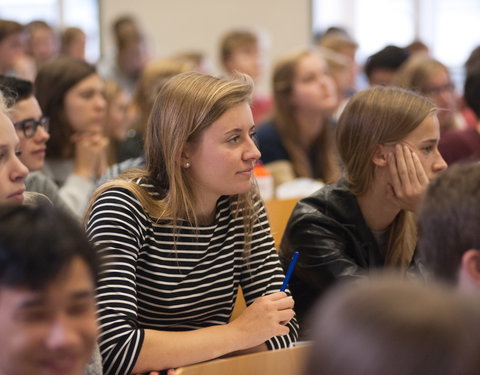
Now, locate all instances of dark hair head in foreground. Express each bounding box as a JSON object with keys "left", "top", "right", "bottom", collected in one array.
[
  {"left": 0, "top": 203, "right": 98, "bottom": 289},
  {"left": 306, "top": 274, "right": 480, "bottom": 375}
]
